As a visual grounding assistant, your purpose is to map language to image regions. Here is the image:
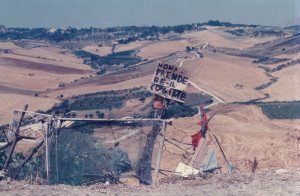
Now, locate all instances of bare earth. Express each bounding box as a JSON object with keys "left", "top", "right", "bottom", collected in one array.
[
  {"left": 160, "top": 104, "right": 300, "bottom": 179},
  {"left": 1, "top": 169, "right": 299, "bottom": 195}
]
